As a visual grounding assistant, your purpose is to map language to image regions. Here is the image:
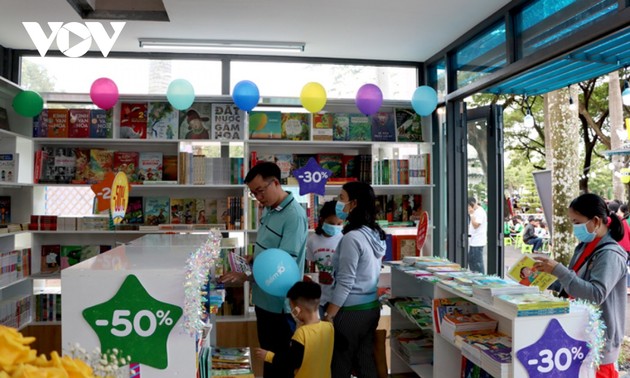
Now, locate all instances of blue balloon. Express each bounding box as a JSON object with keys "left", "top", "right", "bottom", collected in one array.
[
  {"left": 411, "top": 86, "right": 438, "bottom": 116},
  {"left": 167, "top": 79, "right": 195, "bottom": 110},
  {"left": 232, "top": 80, "right": 260, "bottom": 111},
  {"left": 253, "top": 248, "right": 300, "bottom": 297}
]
